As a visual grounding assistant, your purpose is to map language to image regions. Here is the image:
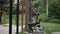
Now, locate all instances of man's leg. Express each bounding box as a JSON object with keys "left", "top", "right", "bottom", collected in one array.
[
  {"left": 33, "top": 22, "right": 40, "bottom": 28},
  {"left": 28, "top": 24, "right": 33, "bottom": 32}
]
